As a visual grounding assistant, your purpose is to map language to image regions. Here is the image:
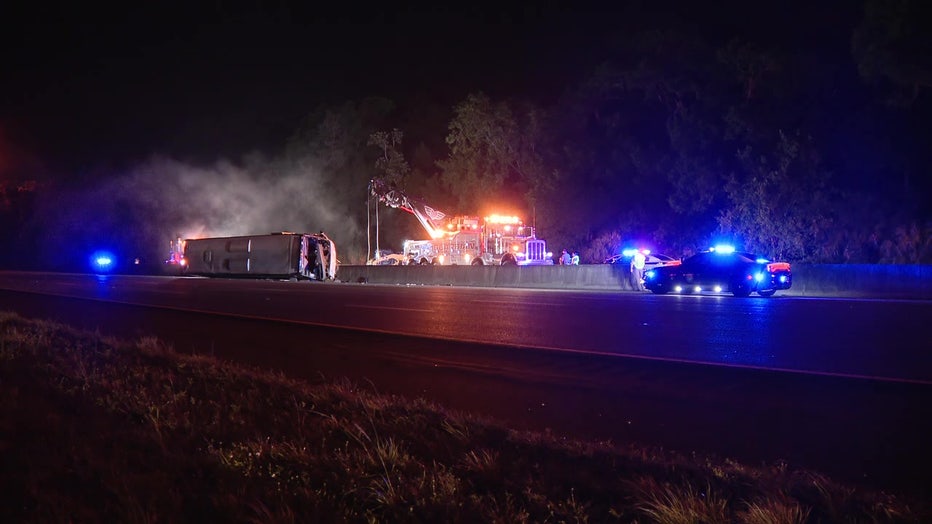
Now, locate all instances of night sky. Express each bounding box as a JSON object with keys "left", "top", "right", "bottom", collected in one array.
[
  {"left": 2, "top": 1, "right": 863, "bottom": 172},
  {"left": 1, "top": 3, "right": 605, "bottom": 170}
]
